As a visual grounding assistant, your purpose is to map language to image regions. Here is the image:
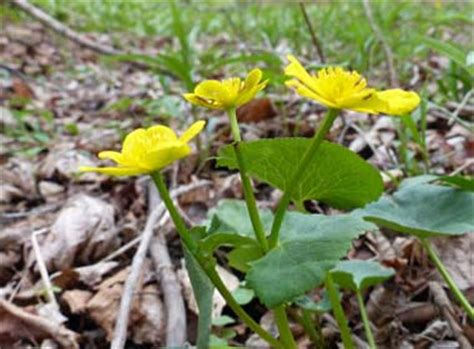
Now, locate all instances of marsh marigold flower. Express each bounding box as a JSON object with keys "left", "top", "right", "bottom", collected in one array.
[
  {"left": 80, "top": 121, "right": 205, "bottom": 176},
  {"left": 183, "top": 69, "right": 267, "bottom": 110},
  {"left": 285, "top": 55, "right": 420, "bottom": 116}
]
